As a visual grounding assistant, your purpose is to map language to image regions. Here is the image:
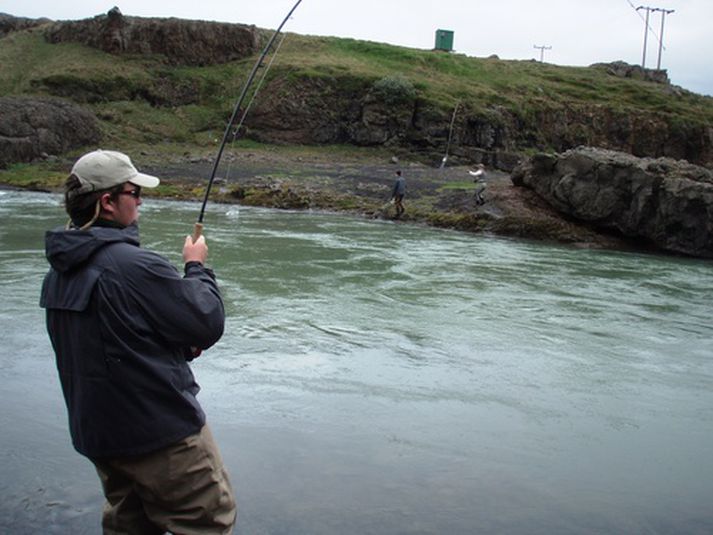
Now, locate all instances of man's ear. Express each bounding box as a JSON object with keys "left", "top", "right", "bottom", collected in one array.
[{"left": 99, "top": 192, "right": 116, "bottom": 216}]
